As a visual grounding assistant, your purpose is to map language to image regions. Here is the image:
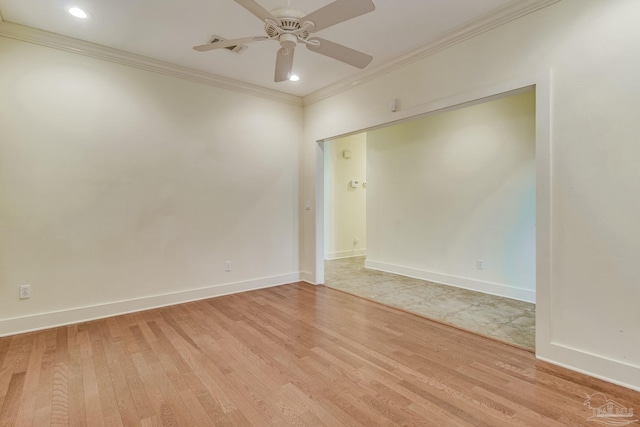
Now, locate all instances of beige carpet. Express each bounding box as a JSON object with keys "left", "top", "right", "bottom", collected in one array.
[{"left": 324, "top": 256, "right": 535, "bottom": 350}]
